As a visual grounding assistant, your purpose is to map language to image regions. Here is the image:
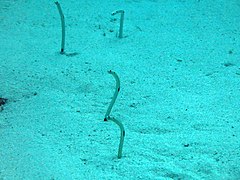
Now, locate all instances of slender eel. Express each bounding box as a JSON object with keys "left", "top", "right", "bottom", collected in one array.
[
  {"left": 55, "top": 1, "right": 65, "bottom": 54},
  {"left": 107, "top": 117, "right": 125, "bottom": 159},
  {"left": 104, "top": 70, "right": 125, "bottom": 159},
  {"left": 104, "top": 70, "right": 120, "bottom": 121},
  {"left": 112, "top": 10, "right": 124, "bottom": 38}
]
